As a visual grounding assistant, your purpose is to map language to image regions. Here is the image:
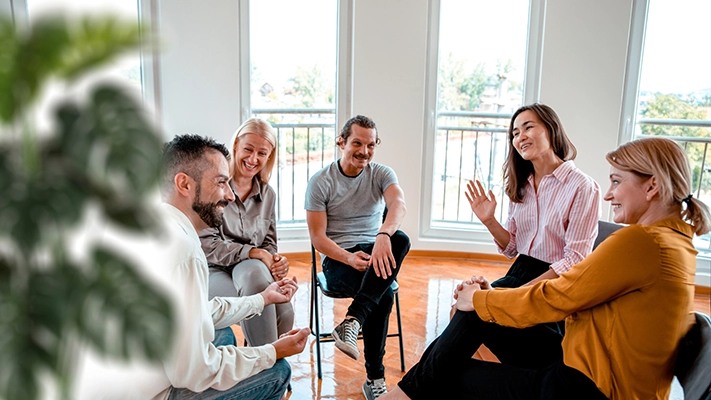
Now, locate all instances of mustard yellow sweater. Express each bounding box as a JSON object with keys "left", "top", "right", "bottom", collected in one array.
[{"left": 473, "top": 218, "right": 697, "bottom": 400}]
